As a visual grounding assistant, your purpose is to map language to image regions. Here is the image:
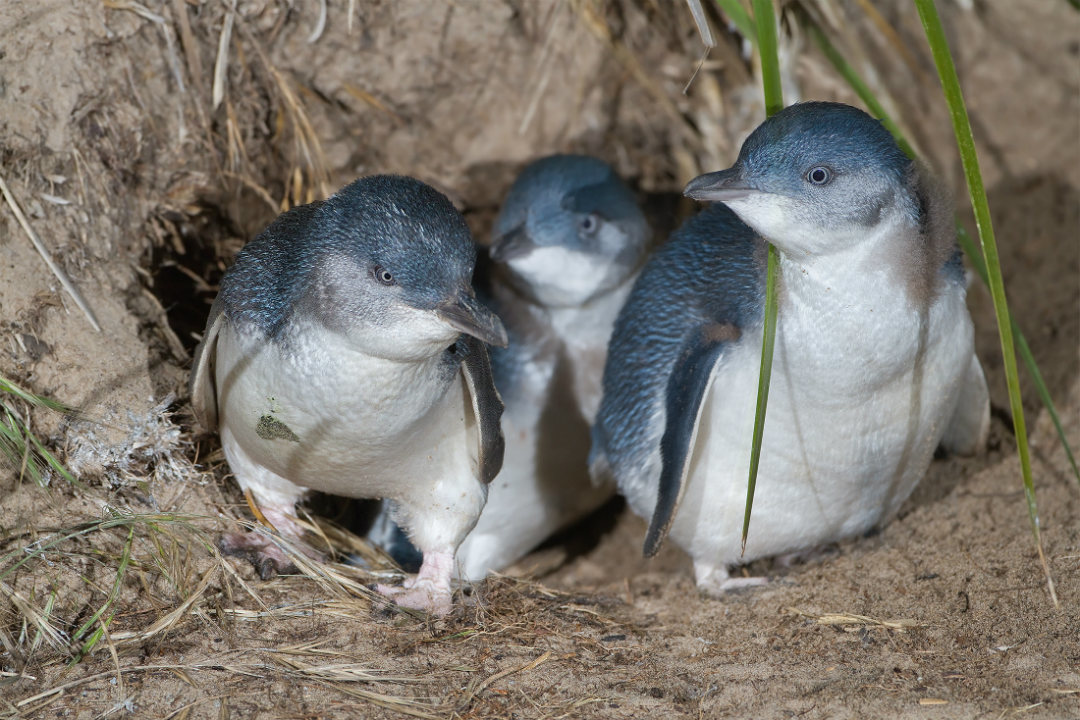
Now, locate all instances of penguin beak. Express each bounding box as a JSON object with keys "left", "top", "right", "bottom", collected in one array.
[
  {"left": 436, "top": 292, "right": 508, "bottom": 348},
  {"left": 684, "top": 168, "right": 756, "bottom": 202},
  {"left": 488, "top": 224, "right": 535, "bottom": 263}
]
